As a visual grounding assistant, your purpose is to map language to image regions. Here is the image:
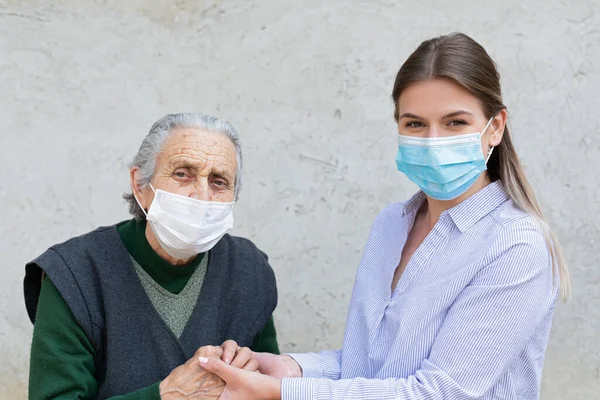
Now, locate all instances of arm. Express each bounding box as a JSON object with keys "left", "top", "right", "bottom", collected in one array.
[
  {"left": 281, "top": 223, "right": 556, "bottom": 400},
  {"left": 251, "top": 315, "right": 281, "bottom": 354},
  {"left": 29, "top": 277, "right": 161, "bottom": 400}
]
